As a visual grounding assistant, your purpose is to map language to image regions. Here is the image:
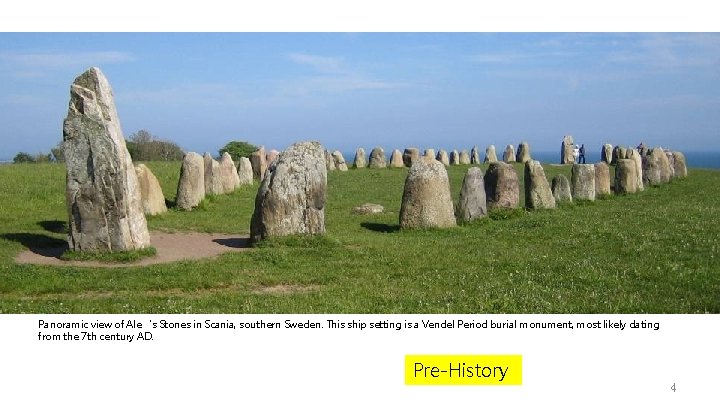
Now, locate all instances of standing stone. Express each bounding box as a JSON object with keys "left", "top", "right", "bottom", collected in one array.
[
  {"left": 399, "top": 159, "right": 456, "bottom": 229},
  {"left": 524, "top": 160, "right": 555, "bottom": 210},
  {"left": 423, "top": 148, "right": 436, "bottom": 161},
  {"left": 471, "top": 146, "right": 480, "bottom": 164},
  {"left": 369, "top": 147, "right": 387, "bottom": 168},
  {"left": 237, "top": 157, "right": 253, "bottom": 185},
  {"left": 601, "top": 144, "right": 613, "bottom": 165},
  {"left": 561, "top": 135, "right": 575, "bottom": 164},
  {"left": 203, "top": 153, "right": 223, "bottom": 195},
  {"left": 571, "top": 164, "right": 596, "bottom": 201},
  {"left": 62, "top": 67, "right": 150, "bottom": 252},
  {"left": 614, "top": 146, "right": 627, "bottom": 163},
  {"left": 250, "top": 146, "right": 267, "bottom": 180},
  {"left": 389, "top": 149, "right": 404, "bottom": 168},
  {"left": 176, "top": 152, "right": 205, "bottom": 211},
  {"left": 484, "top": 162, "right": 520, "bottom": 210},
  {"left": 219, "top": 152, "right": 241, "bottom": 193},
  {"left": 614, "top": 159, "right": 637, "bottom": 194},
  {"left": 484, "top": 145, "right": 498, "bottom": 163},
  {"left": 456, "top": 167, "right": 487, "bottom": 222},
  {"left": 450, "top": 150, "right": 460, "bottom": 165},
  {"left": 516, "top": 141, "right": 531, "bottom": 163},
  {"left": 626, "top": 149, "right": 644, "bottom": 191},
  {"left": 671, "top": 151, "right": 687, "bottom": 178},
  {"left": 353, "top": 148, "right": 367, "bottom": 169},
  {"left": 665, "top": 151, "right": 676, "bottom": 178},
  {"left": 402, "top": 148, "right": 420, "bottom": 167},
  {"left": 643, "top": 147, "right": 671, "bottom": 186},
  {"left": 459, "top": 150, "right": 471, "bottom": 165},
  {"left": 332, "top": 150, "right": 348, "bottom": 171},
  {"left": 594, "top": 162, "right": 611, "bottom": 197},
  {"left": 250, "top": 141, "right": 327, "bottom": 243},
  {"left": 436, "top": 149, "right": 450, "bottom": 166},
  {"left": 503, "top": 145, "right": 516, "bottom": 163},
  {"left": 325, "top": 150, "right": 336, "bottom": 171},
  {"left": 551, "top": 174, "right": 573, "bottom": 204},
  {"left": 266, "top": 149, "right": 280, "bottom": 166},
  {"left": 135, "top": 164, "right": 167, "bottom": 216}
]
